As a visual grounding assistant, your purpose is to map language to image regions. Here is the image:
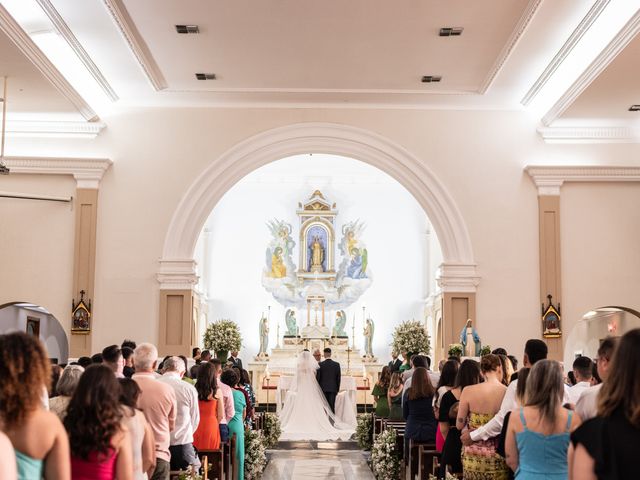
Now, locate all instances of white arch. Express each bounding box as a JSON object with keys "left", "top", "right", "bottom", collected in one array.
[{"left": 160, "top": 122, "right": 477, "bottom": 287}]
